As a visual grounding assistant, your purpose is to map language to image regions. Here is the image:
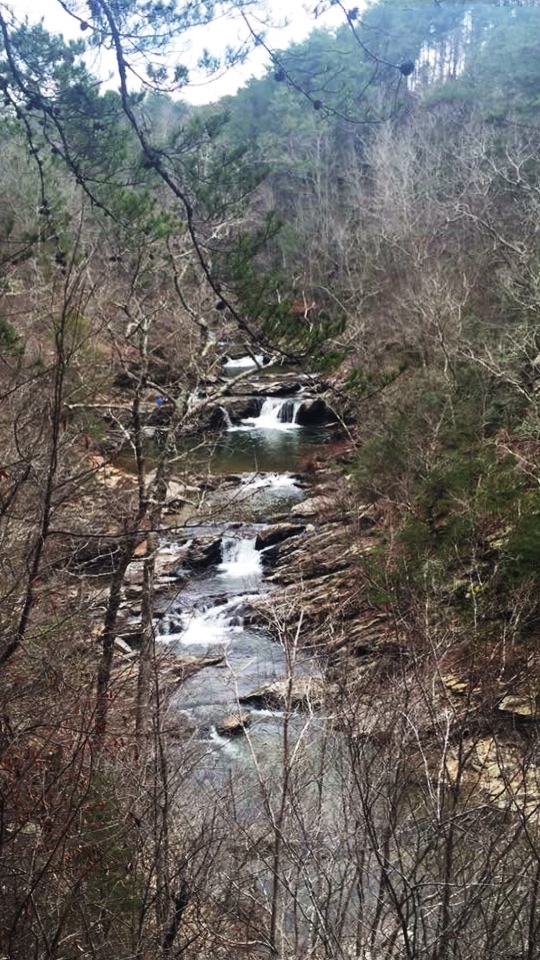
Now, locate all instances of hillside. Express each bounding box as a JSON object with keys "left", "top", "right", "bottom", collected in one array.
[{"left": 1, "top": 1, "right": 540, "bottom": 958}]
